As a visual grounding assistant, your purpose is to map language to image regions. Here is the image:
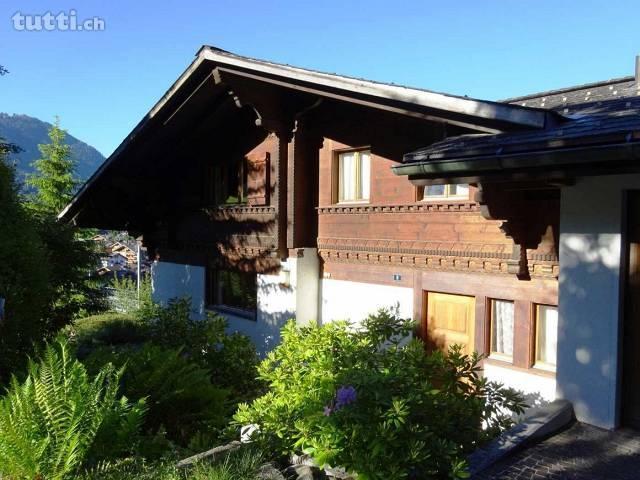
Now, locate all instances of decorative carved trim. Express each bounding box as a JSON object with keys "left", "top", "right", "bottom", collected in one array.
[
  {"left": 204, "top": 205, "right": 276, "bottom": 216},
  {"left": 318, "top": 237, "right": 510, "bottom": 258},
  {"left": 318, "top": 237, "right": 558, "bottom": 278},
  {"left": 317, "top": 202, "right": 480, "bottom": 215},
  {"left": 179, "top": 241, "right": 276, "bottom": 255}
]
